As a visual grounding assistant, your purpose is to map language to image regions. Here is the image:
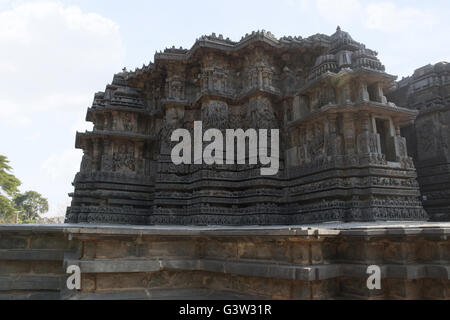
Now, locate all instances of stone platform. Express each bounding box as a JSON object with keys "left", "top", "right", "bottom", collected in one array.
[{"left": 0, "top": 222, "right": 449, "bottom": 300}]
